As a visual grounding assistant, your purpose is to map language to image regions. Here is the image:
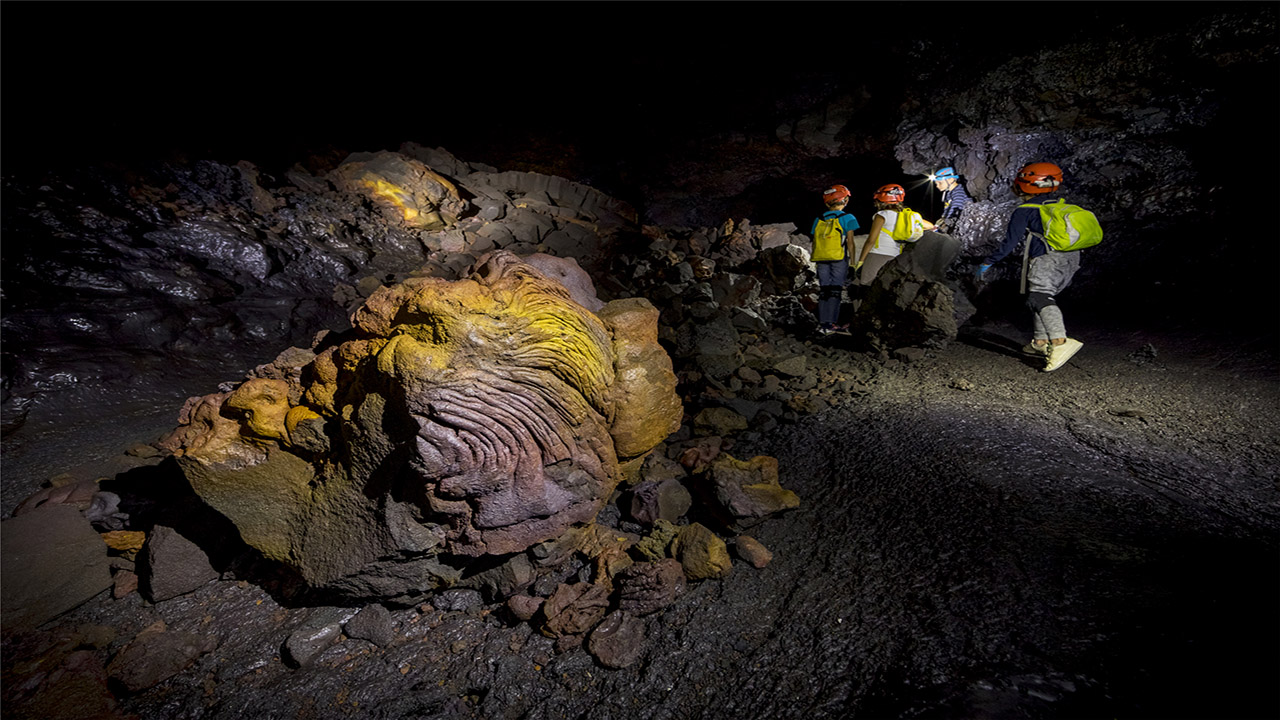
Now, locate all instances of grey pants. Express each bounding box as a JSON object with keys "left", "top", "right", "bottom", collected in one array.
[{"left": 1026, "top": 250, "right": 1081, "bottom": 340}]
